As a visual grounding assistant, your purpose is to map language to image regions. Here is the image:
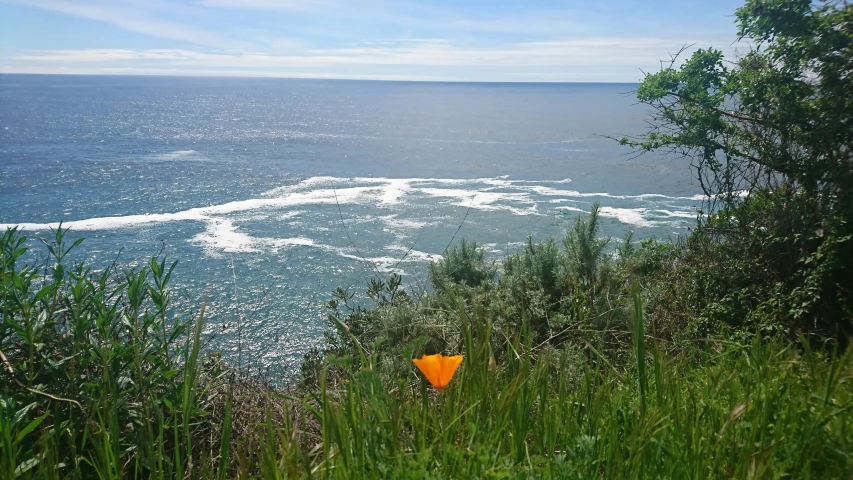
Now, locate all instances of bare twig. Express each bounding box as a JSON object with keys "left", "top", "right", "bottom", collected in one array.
[{"left": 0, "top": 349, "right": 86, "bottom": 414}]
